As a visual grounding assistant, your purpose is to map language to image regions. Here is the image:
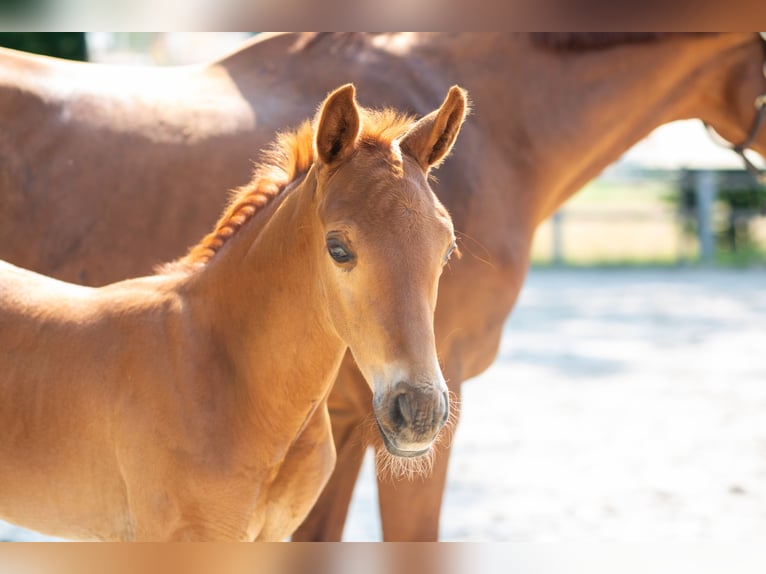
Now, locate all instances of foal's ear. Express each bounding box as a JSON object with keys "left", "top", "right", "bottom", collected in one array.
[
  {"left": 400, "top": 85, "right": 468, "bottom": 171},
  {"left": 314, "top": 84, "right": 361, "bottom": 167}
]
